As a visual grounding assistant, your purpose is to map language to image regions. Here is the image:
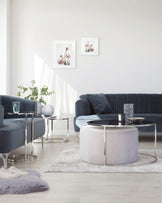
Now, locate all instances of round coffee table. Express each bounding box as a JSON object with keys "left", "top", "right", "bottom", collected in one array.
[{"left": 87, "top": 119, "right": 157, "bottom": 165}]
